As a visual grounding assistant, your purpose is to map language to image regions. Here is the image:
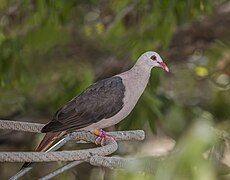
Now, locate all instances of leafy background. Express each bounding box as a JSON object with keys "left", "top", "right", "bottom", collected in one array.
[{"left": 0, "top": 0, "right": 230, "bottom": 179}]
